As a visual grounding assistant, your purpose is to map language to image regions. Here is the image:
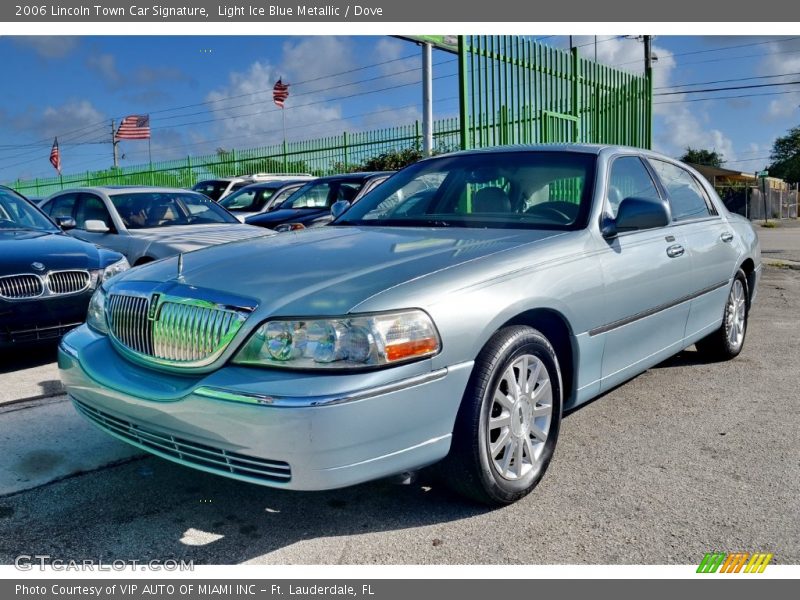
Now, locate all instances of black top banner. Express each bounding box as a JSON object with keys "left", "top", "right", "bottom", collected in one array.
[{"left": 3, "top": 0, "right": 800, "bottom": 22}]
